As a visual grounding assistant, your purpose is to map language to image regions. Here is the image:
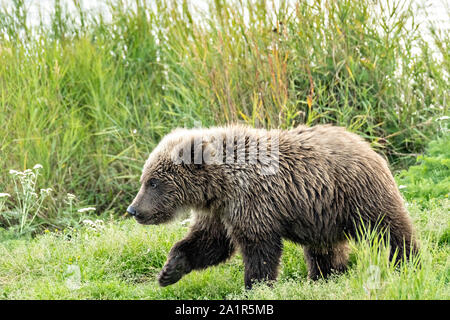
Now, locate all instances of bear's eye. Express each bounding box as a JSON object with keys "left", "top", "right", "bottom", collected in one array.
[{"left": 147, "top": 179, "right": 158, "bottom": 189}]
